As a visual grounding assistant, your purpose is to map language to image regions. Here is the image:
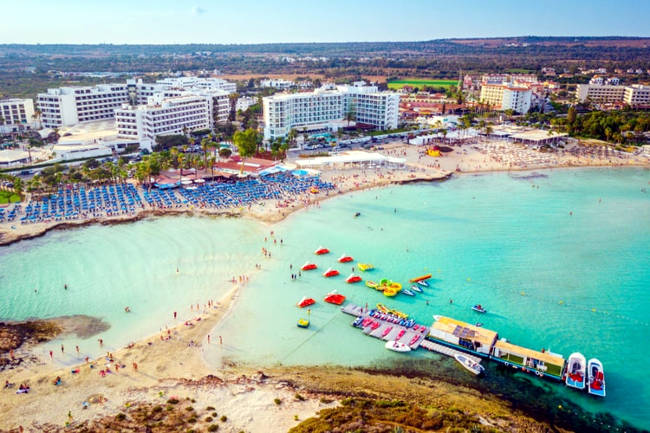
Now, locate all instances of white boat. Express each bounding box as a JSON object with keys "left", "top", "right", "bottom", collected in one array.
[
  {"left": 565, "top": 352, "right": 587, "bottom": 390},
  {"left": 417, "top": 280, "right": 429, "bottom": 288},
  {"left": 410, "top": 285, "right": 422, "bottom": 293},
  {"left": 401, "top": 288, "right": 415, "bottom": 296},
  {"left": 385, "top": 340, "right": 411, "bottom": 353},
  {"left": 454, "top": 353, "right": 484, "bottom": 375},
  {"left": 587, "top": 358, "right": 606, "bottom": 397}
]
